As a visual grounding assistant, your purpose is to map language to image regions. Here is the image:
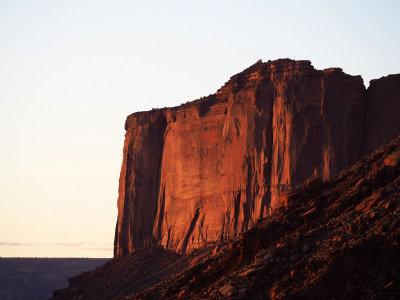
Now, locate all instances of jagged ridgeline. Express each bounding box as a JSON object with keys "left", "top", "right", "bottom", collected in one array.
[{"left": 114, "top": 59, "right": 400, "bottom": 256}]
